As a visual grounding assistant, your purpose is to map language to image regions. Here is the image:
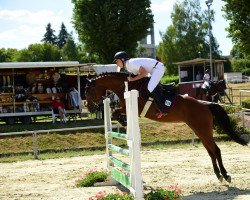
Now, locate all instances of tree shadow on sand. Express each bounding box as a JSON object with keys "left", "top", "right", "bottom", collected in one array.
[{"left": 184, "top": 186, "right": 250, "bottom": 200}]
